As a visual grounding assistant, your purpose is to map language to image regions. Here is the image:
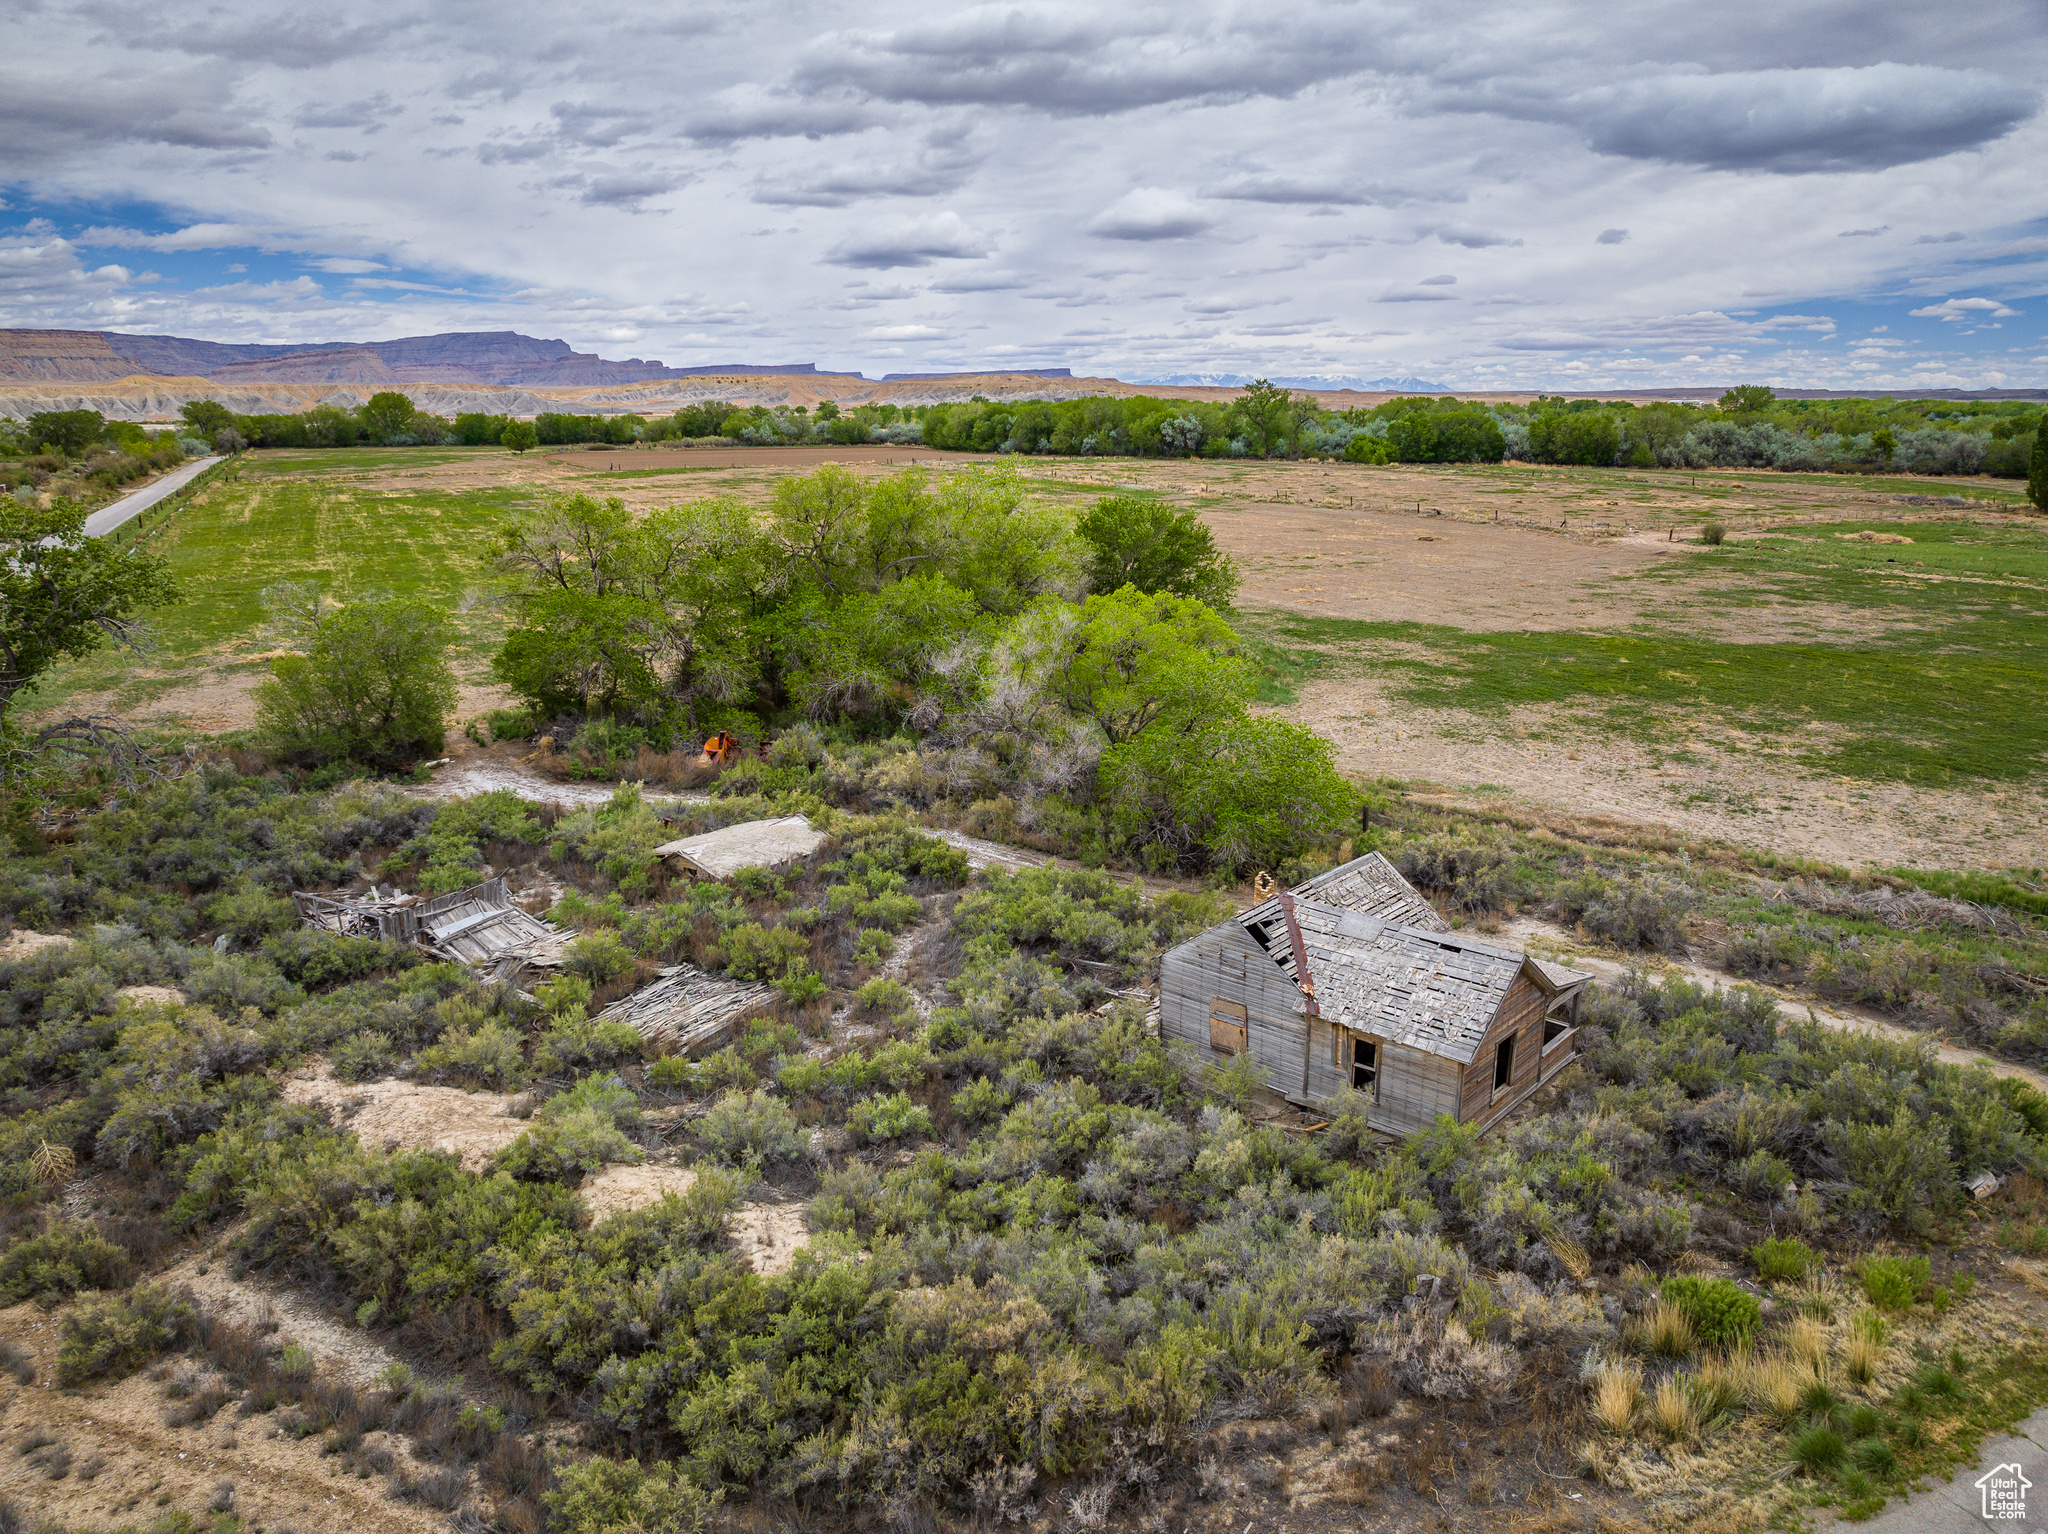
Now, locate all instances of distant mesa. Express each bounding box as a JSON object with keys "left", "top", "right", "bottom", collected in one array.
[
  {"left": 881, "top": 368, "right": 1074, "bottom": 381},
  {"left": 1135, "top": 371, "right": 1450, "bottom": 392},
  {"left": 0, "top": 327, "right": 865, "bottom": 387}
]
